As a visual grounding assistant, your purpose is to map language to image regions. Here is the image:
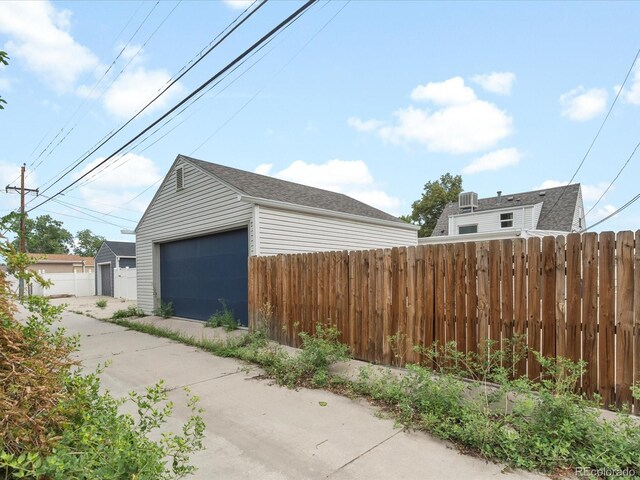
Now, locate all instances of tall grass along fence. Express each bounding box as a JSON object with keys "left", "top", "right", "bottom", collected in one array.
[{"left": 248, "top": 231, "right": 640, "bottom": 413}]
